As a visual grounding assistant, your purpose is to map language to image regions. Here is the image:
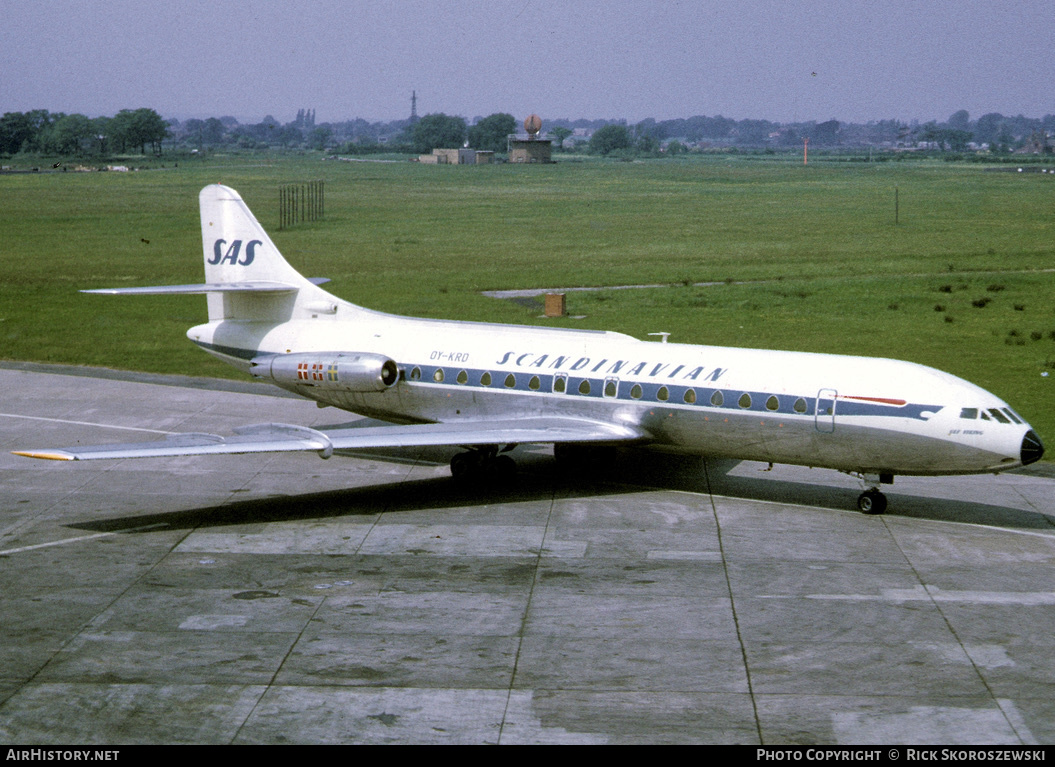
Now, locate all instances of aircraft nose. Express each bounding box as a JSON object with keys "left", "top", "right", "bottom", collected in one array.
[{"left": 1021, "top": 430, "right": 1045, "bottom": 466}]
